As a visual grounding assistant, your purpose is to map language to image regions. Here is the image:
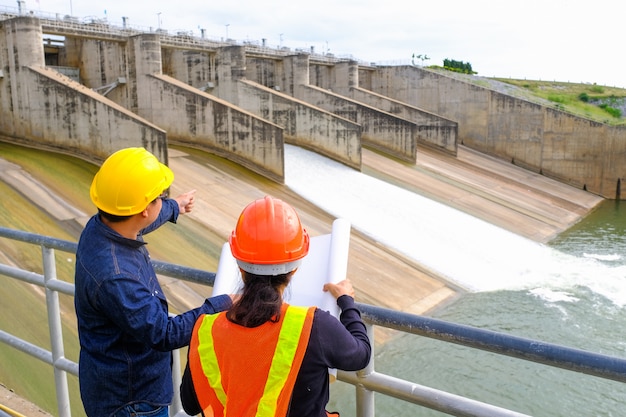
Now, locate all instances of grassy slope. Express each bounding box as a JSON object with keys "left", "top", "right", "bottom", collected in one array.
[
  {"left": 0, "top": 177, "right": 84, "bottom": 416},
  {"left": 492, "top": 78, "right": 626, "bottom": 125},
  {"left": 428, "top": 66, "right": 626, "bottom": 125}
]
